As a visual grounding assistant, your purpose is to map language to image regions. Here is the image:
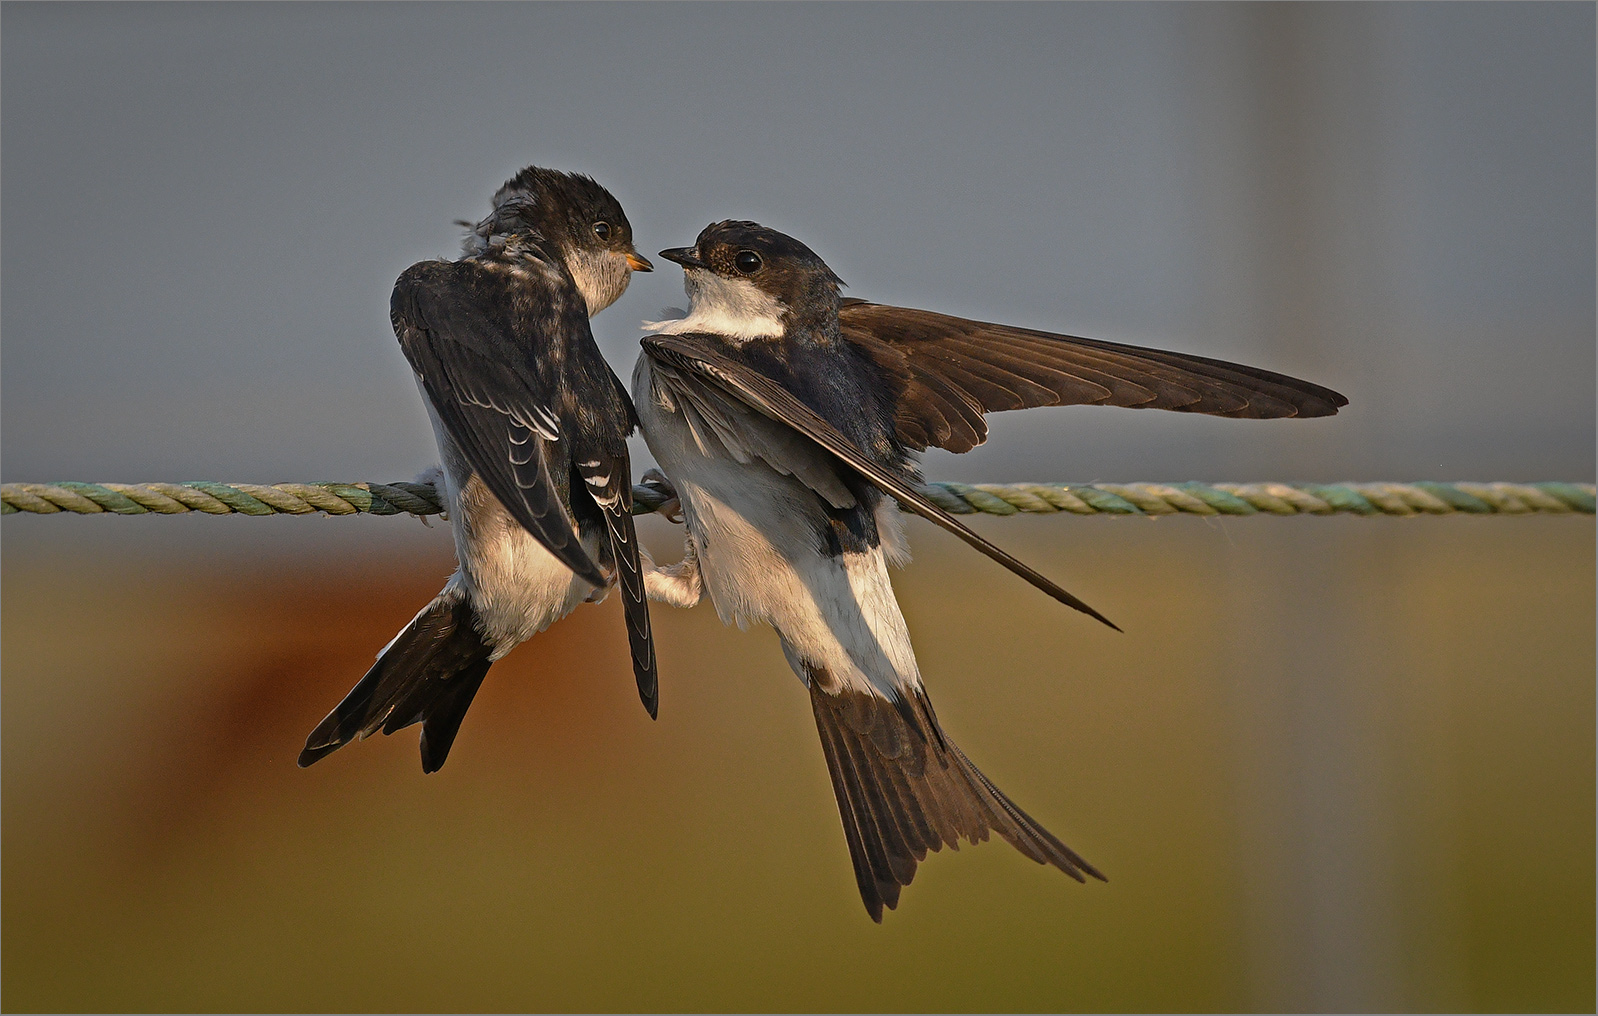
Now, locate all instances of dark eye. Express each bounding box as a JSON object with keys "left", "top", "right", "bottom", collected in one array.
[
  {"left": 734, "top": 250, "right": 762, "bottom": 274},
  {"left": 592, "top": 221, "right": 611, "bottom": 240}
]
